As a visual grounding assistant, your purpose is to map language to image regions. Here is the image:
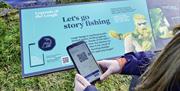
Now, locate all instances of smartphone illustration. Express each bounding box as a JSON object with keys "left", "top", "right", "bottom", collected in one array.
[{"left": 66, "top": 41, "right": 102, "bottom": 83}]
